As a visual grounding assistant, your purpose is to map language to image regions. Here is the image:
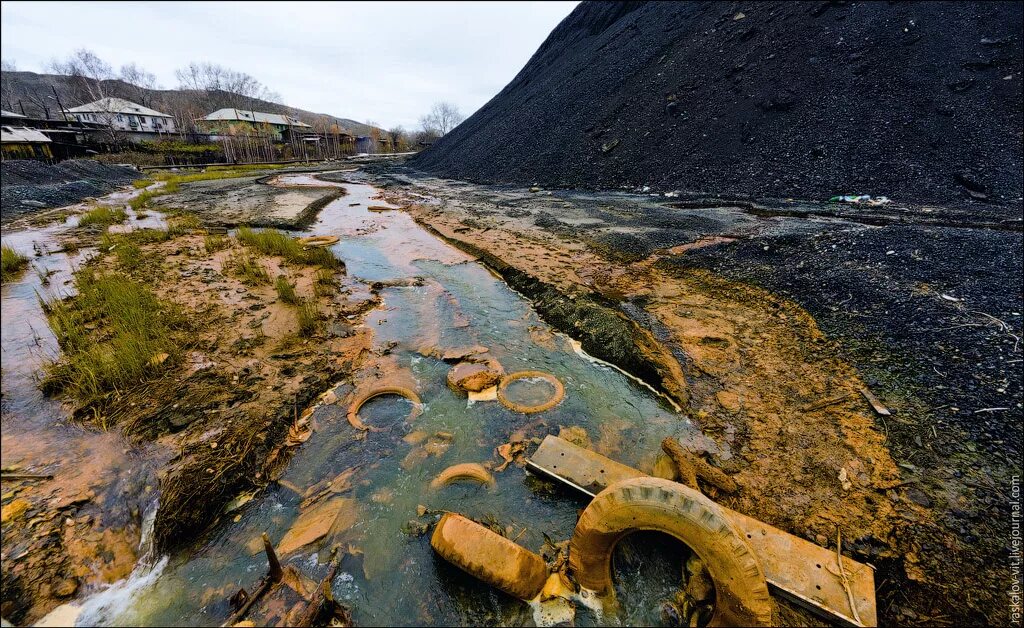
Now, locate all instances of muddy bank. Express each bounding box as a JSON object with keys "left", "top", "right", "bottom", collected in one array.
[
  {"left": 415, "top": 219, "right": 689, "bottom": 407},
  {"left": 2, "top": 202, "right": 376, "bottom": 623},
  {"left": 370, "top": 167, "right": 1022, "bottom": 625},
  {"left": 148, "top": 171, "right": 346, "bottom": 230}
]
